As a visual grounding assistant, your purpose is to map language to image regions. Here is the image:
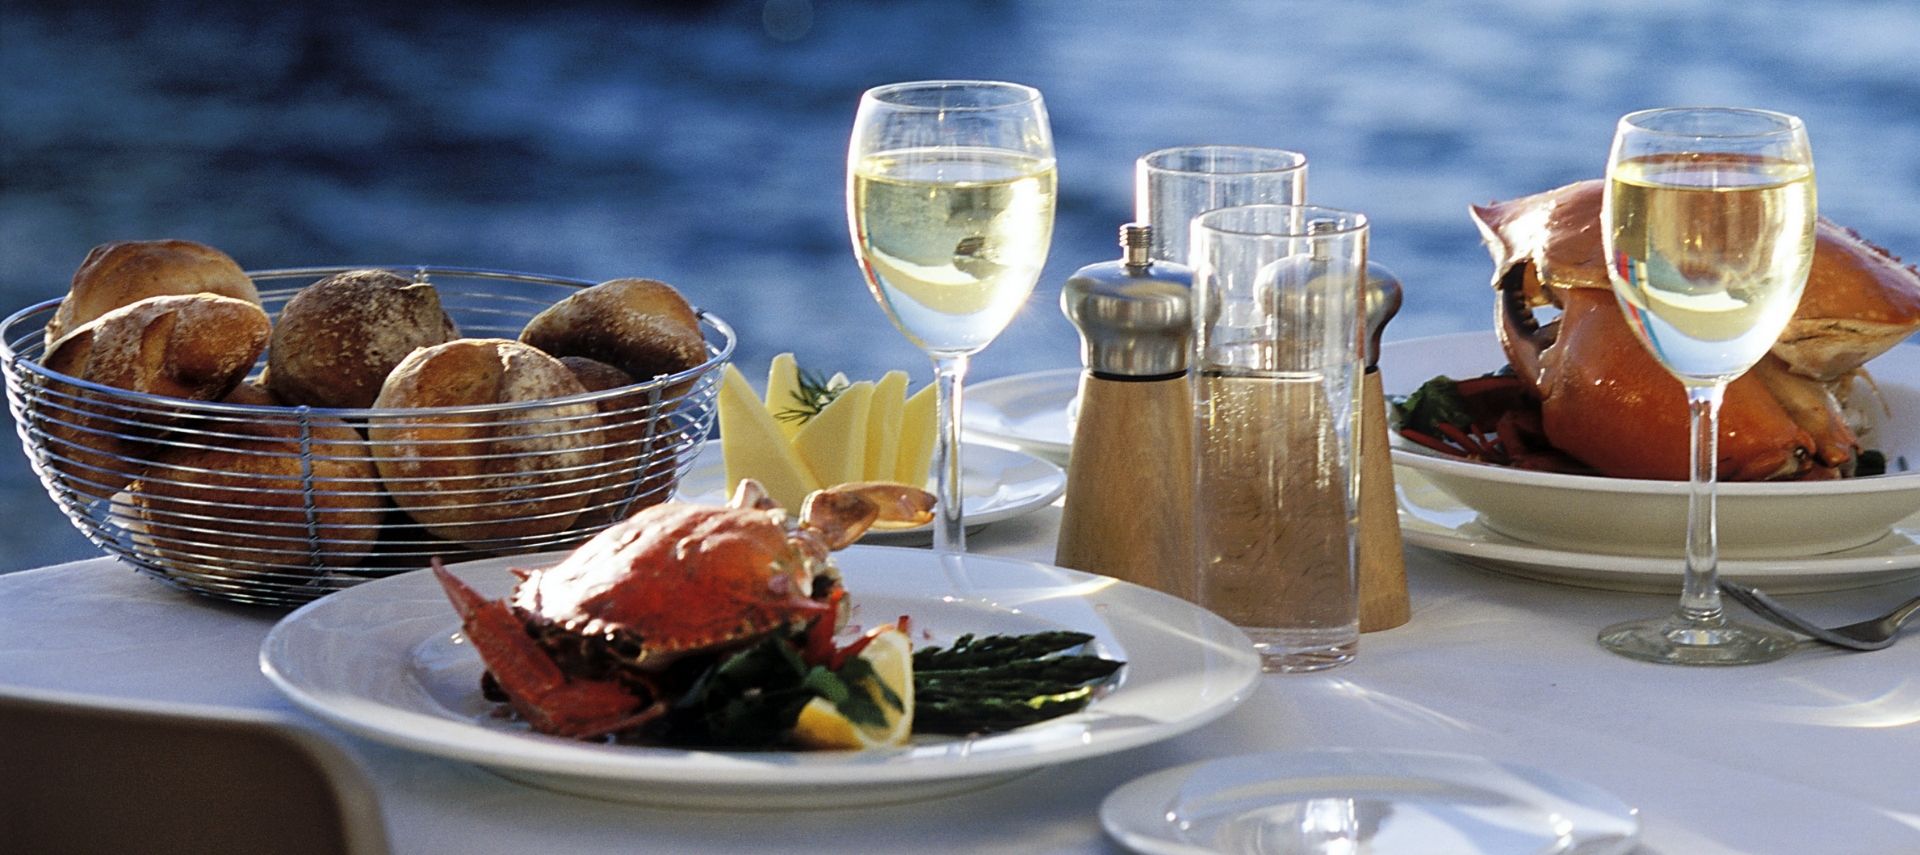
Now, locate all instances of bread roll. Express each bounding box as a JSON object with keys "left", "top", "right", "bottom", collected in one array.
[
  {"left": 368, "top": 338, "right": 601, "bottom": 546},
  {"left": 47, "top": 239, "right": 260, "bottom": 349},
  {"left": 126, "top": 414, "right": 385, "bottom": 579},
  {"left": 520, "top": 278, "right": 707, "bottom": 385},
  {"left": 267, "top": 270, "right": 459, "bottom": 409},
  {"left": 560, "top": 356, "right": 681, "bottom": 525},
  {"left": 39, "top": 294, "right": 272, "bottom": 499}
]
